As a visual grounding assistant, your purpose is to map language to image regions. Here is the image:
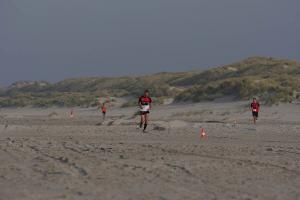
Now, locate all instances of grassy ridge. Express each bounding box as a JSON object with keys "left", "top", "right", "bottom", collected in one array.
[
  {"left": 174, "top": 57, "right": 300, "bottom": 104},
  {"left": 0, "top": 57, "right": 299, "bottom": 107}
]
